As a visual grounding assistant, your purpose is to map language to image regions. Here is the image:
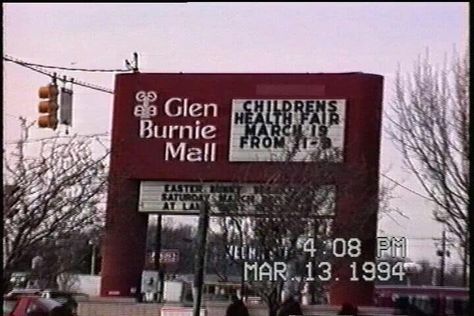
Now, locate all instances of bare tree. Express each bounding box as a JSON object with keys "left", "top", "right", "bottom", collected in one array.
[
  {"left": 29, "top": 229, "right": 101, "bottom": 289},
  {"left": 216, "top": 184, "right": 334, "bottom": 315},
  {"left": 388, "top": 49, "right": 469, "bottom": 285},
  {"left": 3, "top": 118, "right": 109, "bottom": 290},
  {"left": 212, "top": 146, "right": 378, "bottom": 316}
]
